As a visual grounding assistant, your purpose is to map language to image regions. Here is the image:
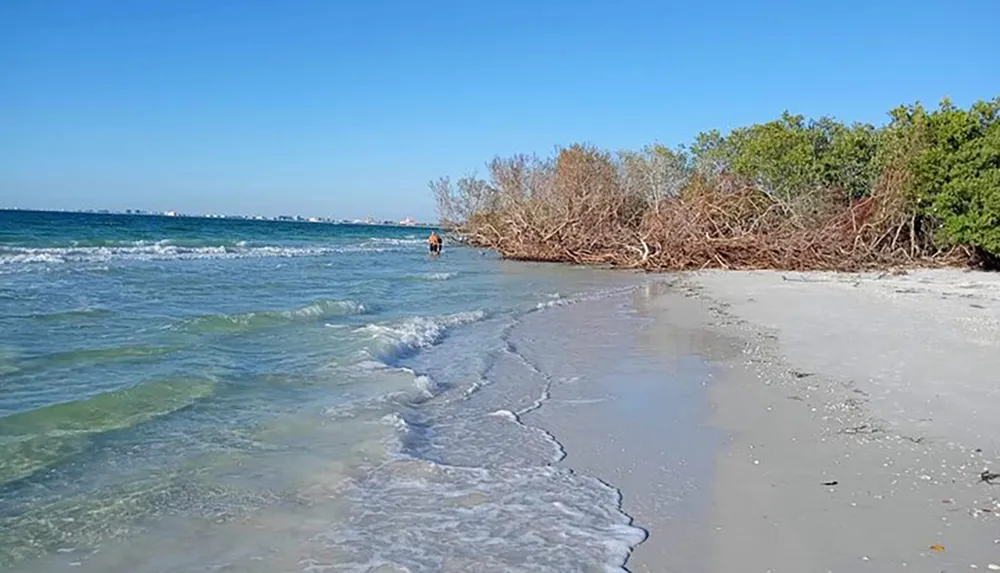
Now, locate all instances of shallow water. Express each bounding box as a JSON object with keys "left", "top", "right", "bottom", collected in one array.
[{"left": 1, "top": 210, "right": 662, "bottom": 571}]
